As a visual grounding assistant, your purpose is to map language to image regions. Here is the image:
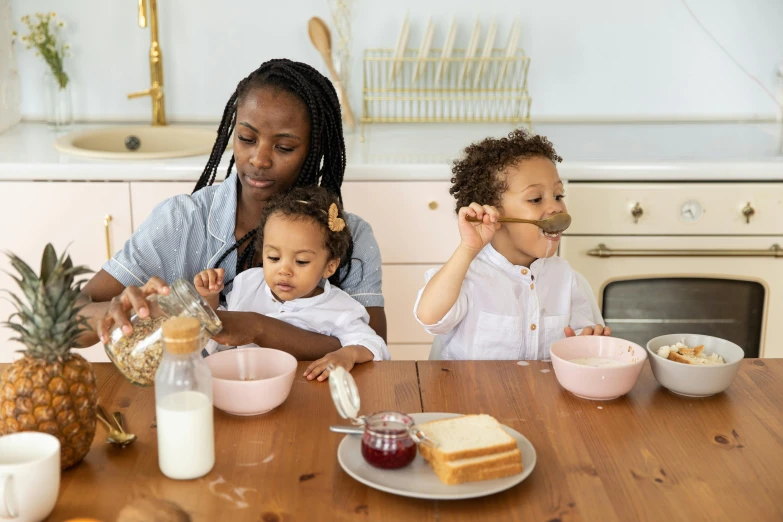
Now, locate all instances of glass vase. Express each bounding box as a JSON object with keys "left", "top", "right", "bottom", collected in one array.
[{"left": 43, "top": 70, "right": 73, "bottom": 129}]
